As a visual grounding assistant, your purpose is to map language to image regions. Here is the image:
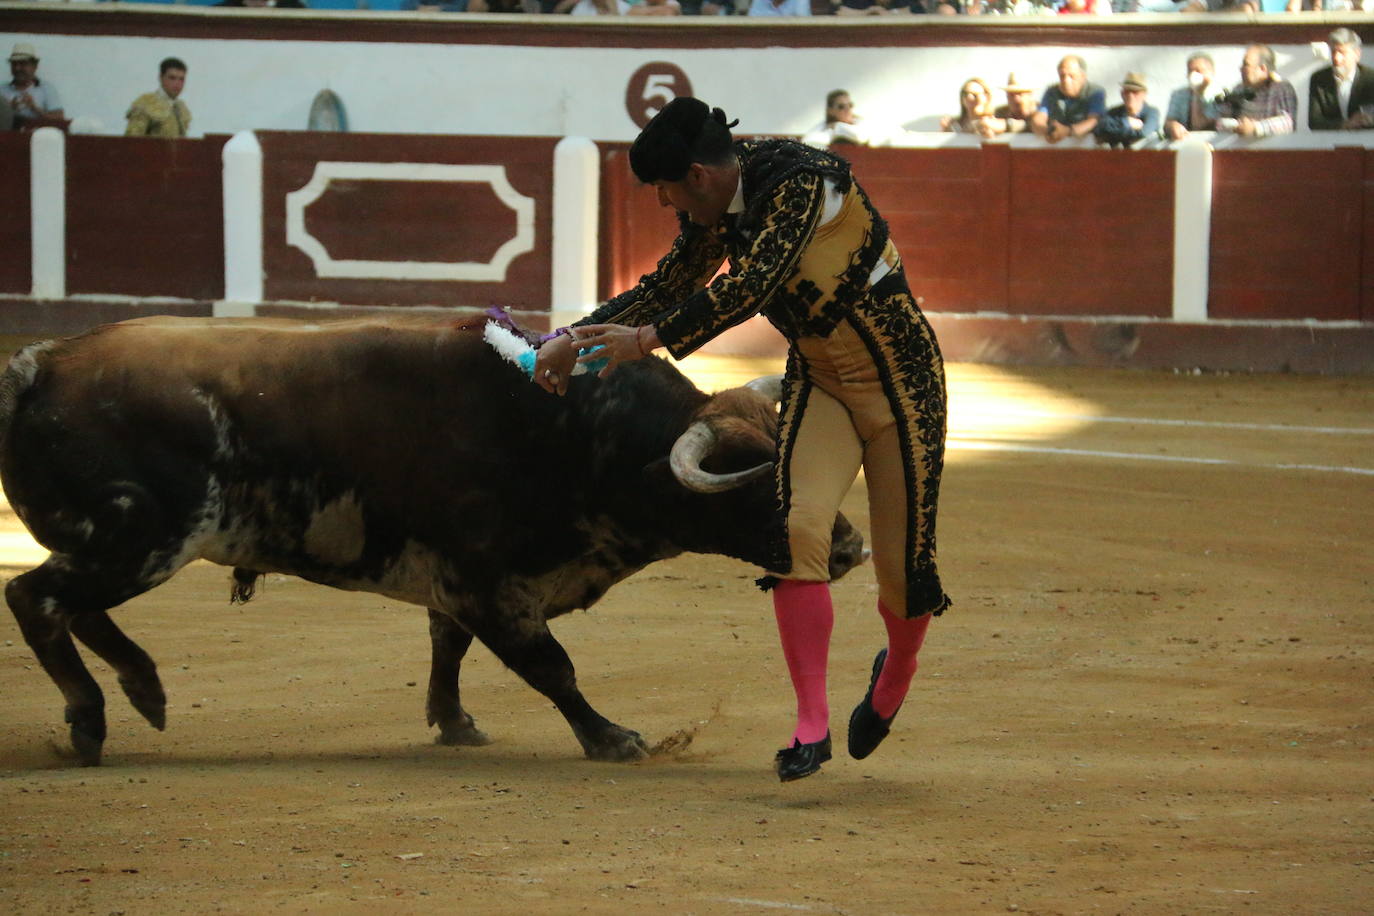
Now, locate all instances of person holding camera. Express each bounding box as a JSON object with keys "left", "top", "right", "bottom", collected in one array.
[
  {"left": 1211, "top": 44, "right": 1297, "bottom": 139},
  {"left": 1164, "top": 52, "right": 1220, "bottom": 142}
]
